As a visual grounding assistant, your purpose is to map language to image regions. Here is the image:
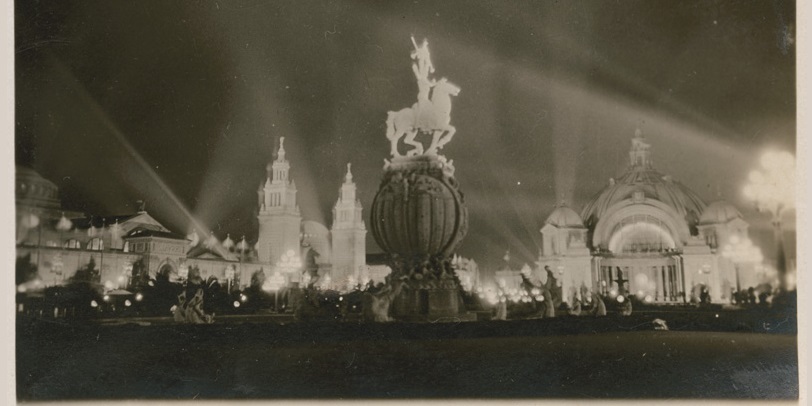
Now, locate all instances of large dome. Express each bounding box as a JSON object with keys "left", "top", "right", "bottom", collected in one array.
[{"left": 580, "top": 133, "right": 706, "bottom": 229}]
